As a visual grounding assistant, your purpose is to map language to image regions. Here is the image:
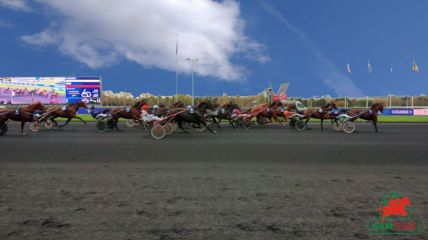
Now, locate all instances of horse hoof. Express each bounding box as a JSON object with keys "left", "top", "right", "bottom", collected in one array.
[
  {"left": 21, "top": 133, "right": 27, "bottom": 136},
  {"left": 213, "top": 130, "right": 217, "bottom": 134}
]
